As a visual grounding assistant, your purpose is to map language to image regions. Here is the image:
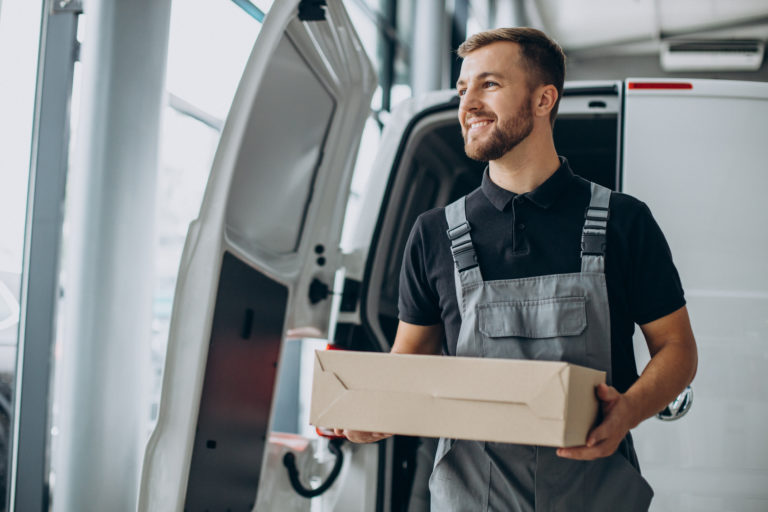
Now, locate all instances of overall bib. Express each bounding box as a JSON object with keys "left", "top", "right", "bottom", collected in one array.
[{"left": 429, "top": 183, "right": 653, "bottom": 511}]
